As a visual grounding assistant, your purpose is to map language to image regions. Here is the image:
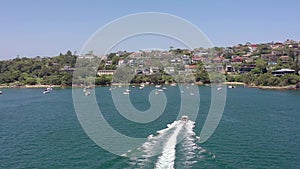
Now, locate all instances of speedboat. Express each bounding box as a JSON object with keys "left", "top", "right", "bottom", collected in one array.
[
  {"left": 181, "top": 115, "right": 189, "bottom": 122},
  {"left": 170, "top": 83, "right": 177, "bottom": 87},
  {"left": 85, "top": 90, "right": 91, "bottom": 96},
  {"left": 0, "top": 91, "right": 2, "bottom": 95},
  {"left": 43, "top": 89, "right": 50, "bottom": 94},
  {"left": 228, "top": 85, "right": 236, "bottom": 89}
]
